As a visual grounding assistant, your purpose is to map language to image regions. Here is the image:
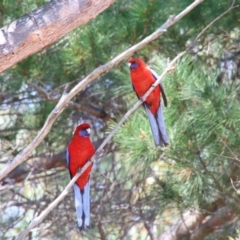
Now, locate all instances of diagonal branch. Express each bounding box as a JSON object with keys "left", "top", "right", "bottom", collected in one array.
[
  {"left": 0, "top": 0, "right": 205, "bottom": 182},
  {"left": 15, "top": 2, "right": 209, "bottom": 239},
  {"left": 192, "top": 0, "right": 238, "bottom": 46},
  {"left": 27, "top": 82, "right": 109, "bottom": 120},
  {"left": 16, "top": 1, "right": 240, "bottom": 238},
  {"left": 16, "top": 34, "right": 195, "bottom": 240}
]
